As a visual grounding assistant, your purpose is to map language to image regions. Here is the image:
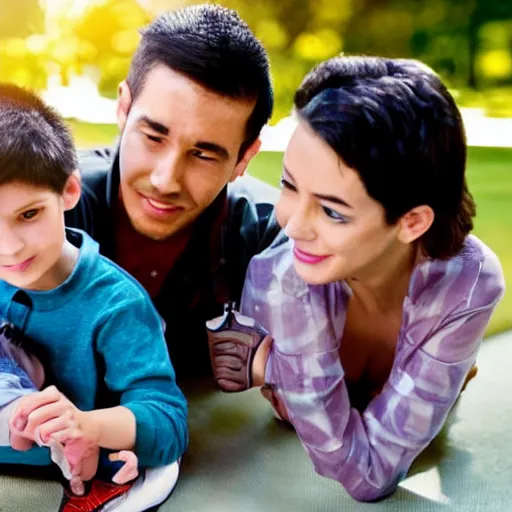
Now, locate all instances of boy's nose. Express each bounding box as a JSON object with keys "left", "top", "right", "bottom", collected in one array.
[{"left": 0, "top": 230, "right": 24, "bottom": 258}]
